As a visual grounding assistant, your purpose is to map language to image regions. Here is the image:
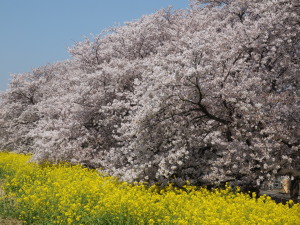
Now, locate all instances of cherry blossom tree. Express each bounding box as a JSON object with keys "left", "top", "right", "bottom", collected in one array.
[
  {"left": 0, "top": 0, "right": 299, "bottom": 199},
  {"left": 108, "top": 0, "right": 300, "bottom": 192}
]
